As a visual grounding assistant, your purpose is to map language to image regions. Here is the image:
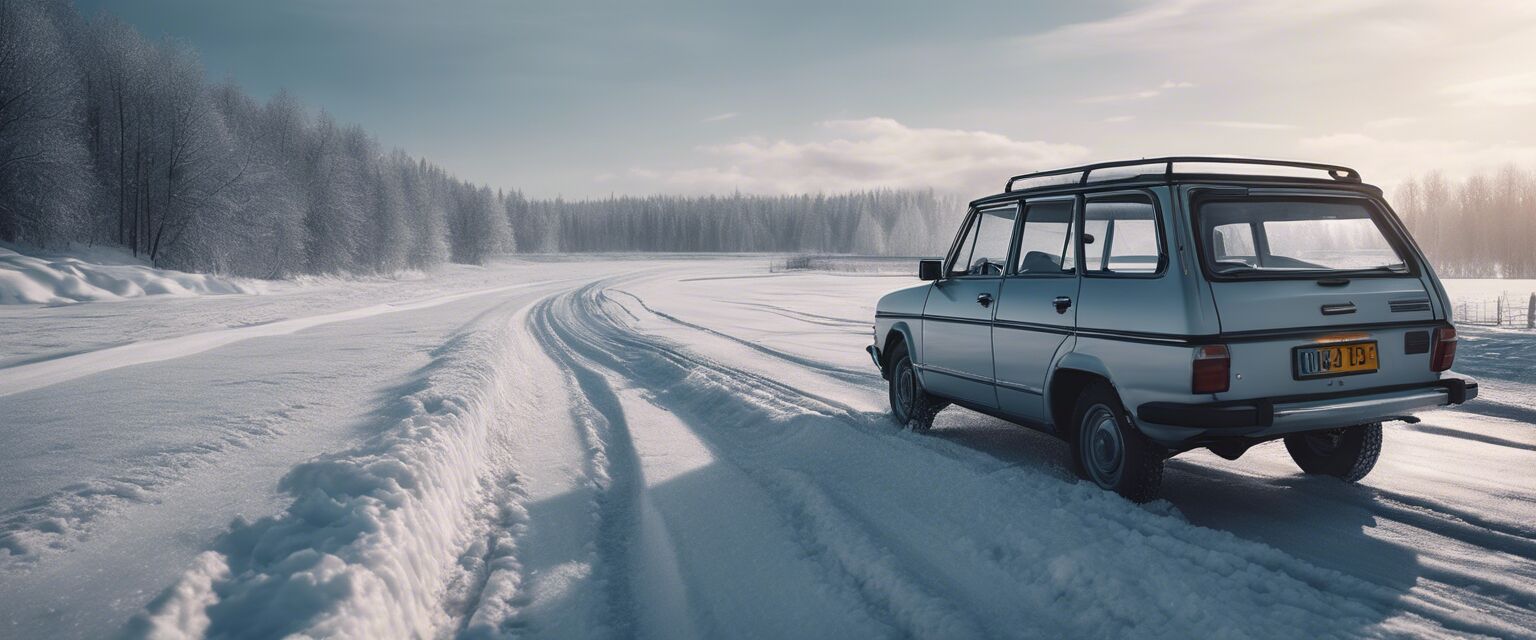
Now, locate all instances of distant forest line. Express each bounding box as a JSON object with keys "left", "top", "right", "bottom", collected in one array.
[
  {"left": 0, "top": 0, "right": 959, "bottom": 278},
  {"left": 0, "top": 0, "right": 1530, "bottom": 278},
  {"left": 1393, "top": 168, "right": 1536, "bottom": 278}
]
